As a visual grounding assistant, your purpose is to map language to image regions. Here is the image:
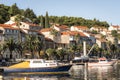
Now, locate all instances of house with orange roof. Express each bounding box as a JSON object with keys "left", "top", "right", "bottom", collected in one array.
[
  {"left": 70, "top": 25, "right": 96, "bottom": 44},
  {"left": 40, "top": 28, "right": 69, "bottom": 49},
  {"left": 0, "top": 24, "right": 20, "bottom": 42},
  {"left": 53, "top": 24, "right": 69, "bottom": 32},
  {"left": 108, "top": 25, "right": 120, "bottom": 31},
  {"left": 106, "top": 35, "right": 116, "bottom": 44},
  {"left": 5, "top": 16, "right": 42, "bottom": 34},
  {"left": 90, "top": 26, "right": 107, "bottom": 32},
  {"left": 61, "top": 31, "right": 91, "bottom": 47},
  {"left": 70, "top": 26, "right": 89, "bottom": 32},
  {"left": 0, "top": 16, "right": 43, "bottom": 45},
  {"left": 40, "top": 27, "right": 61, "bottom": 43},
  {"left": 0, "top": 16, "right": 44, "bottom": 59},
  {"left": 40, "top": 28, "right": 53, "bottom": 39},
  {"left": 90, "top": 26, "right": 108, "bottom": 35},
  {"left": 0, "top": 24, "right": 22, "bottom": 58},
  {"left": 44, "top": 38, "right": 55, "bottom": 49},
  {"left": 96, "top": 38, "right": 107, "bottom": 49},
  {"left": 40, "top": 26, "right": 94, "bottom": 49}
]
